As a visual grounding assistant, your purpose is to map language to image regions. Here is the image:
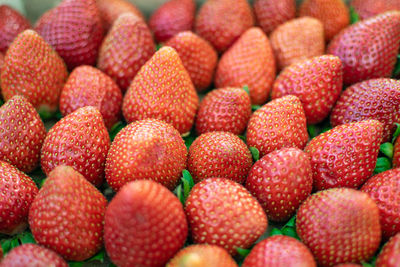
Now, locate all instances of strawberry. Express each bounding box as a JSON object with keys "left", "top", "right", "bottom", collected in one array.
[
  {"left": 122, "top": 46, "right": 199, "bottom": 134},
  {"left": 245, "top": 147, "right": 313, "bottom": 222},
  {"left": 165, "top": 31, "right": 218, "bottom": 92},
  {"left": 214, "top": 27, "right": 276, "bottom": 105},
  {"left": 352, "top": 0, "right": 400, "bottom": 20},
  {"left": 296, "top": 188, "right": 381, "bottom": 267},
  {"left": 104, "top": 180, "right": 188, "bottom": 267},
  {"left": 269, "top": 17, "right": 325, "bottom": 70},
  {"left": 195, "top": 0, "right": 254, "bottom": 53},
  {"left": 105, "top": 119, "right": 187, "bottom": 191},
  {"left": 149, "top": 0, "right": 196, "bottom": 43},
  {"left": 0, "top": 160, "right": 38, "bottom": 235},
  {"left": 41, "top": 106, "right": 110, "bottom": 186},
  {"left": 97, "top": 0, "right": 144, "bottom": 31},
  {"left": 35, "top": 0, "right": 103, "bottom": 69},
  {"left": 97, "top": 13, "right": 155, "bottom": 92},
  {"left": 0, "top": 96, "right": 46, "bottom": 173},
  {"left": 0, "top": 5, "right": 31, "bottom": 53},
  {"left": 305, "top": 120, "right": 383, "bottom": 191},
  {"left": 0, "top": 244, "right": 68, "bottom": 267},
  {"left": 242, "top": 235, "right": 316, "bottom": 267},
  {"left": 253, "top": 0, "right": 296, "bottom": 35},
  {"left": 327, "top": 11, "right": 400, "bottom": 85},
  {"left": 195, "top": 87, "right": 251, "bottom": 135},
  {"left": 376, "top": 233, "right": 400, "bottom": 267},
  {"left": 330, "top": 78, "right": 400, "bottom": 142},
  {"left": 59, "top": 65, "right": 123, "bottom": 129},
  {"left": 299, "top": 0, "right": 350, "bottom": 41},
  {"left": 394, "top": 137, "right": 400, "bottom": 168},
  {"left": 0, "top": 30, "right": 68, "bottom": 113},
  {"left": 271, "top": 55, "right": 343, "bottom": 124},
  {"left": 246, "top": 95, "right": 309, "bottom": 158},
  {"left": 185, "top": 178, "right": 268, "bottom": 255},
  {"left": 187, "top": 131, "right": 253, "bottom": 184}
]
